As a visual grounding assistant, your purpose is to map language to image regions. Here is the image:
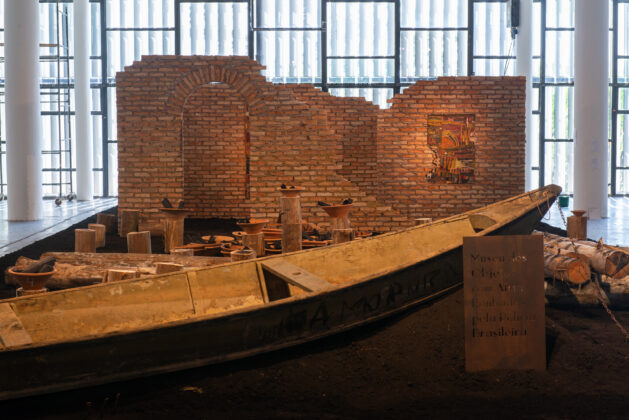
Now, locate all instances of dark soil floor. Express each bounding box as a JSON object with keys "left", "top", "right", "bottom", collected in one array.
[{"left": 1, "top": 214, "right": 628, "bottom": 419}]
